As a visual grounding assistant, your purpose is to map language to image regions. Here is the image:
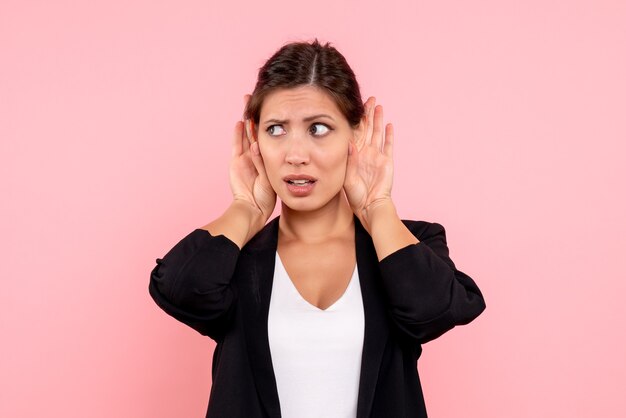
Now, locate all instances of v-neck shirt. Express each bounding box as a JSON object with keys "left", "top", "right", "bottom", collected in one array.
[{"left": 267, "top": 252, "right": 365, "bottom": 418}]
